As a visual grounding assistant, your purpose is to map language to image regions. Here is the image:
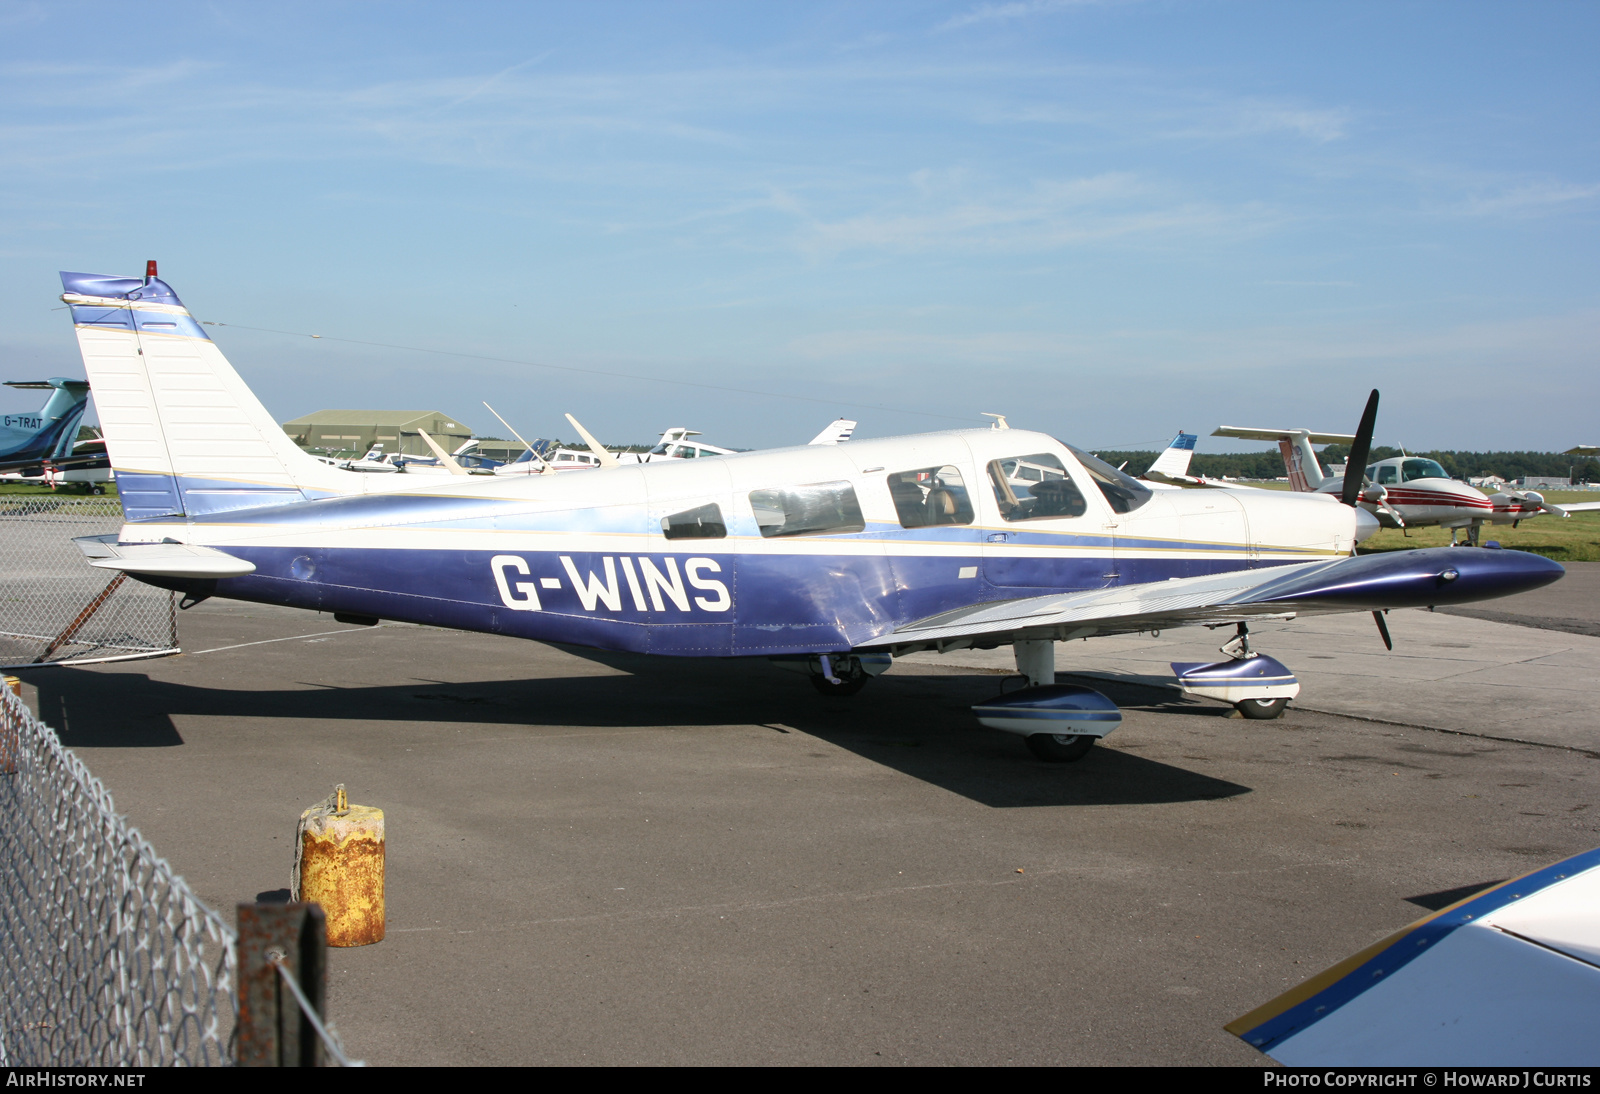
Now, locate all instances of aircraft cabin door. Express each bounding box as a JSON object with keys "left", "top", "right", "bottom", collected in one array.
[{"left": 976, "top": 448, "right": 1117, "bottom": 592}]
